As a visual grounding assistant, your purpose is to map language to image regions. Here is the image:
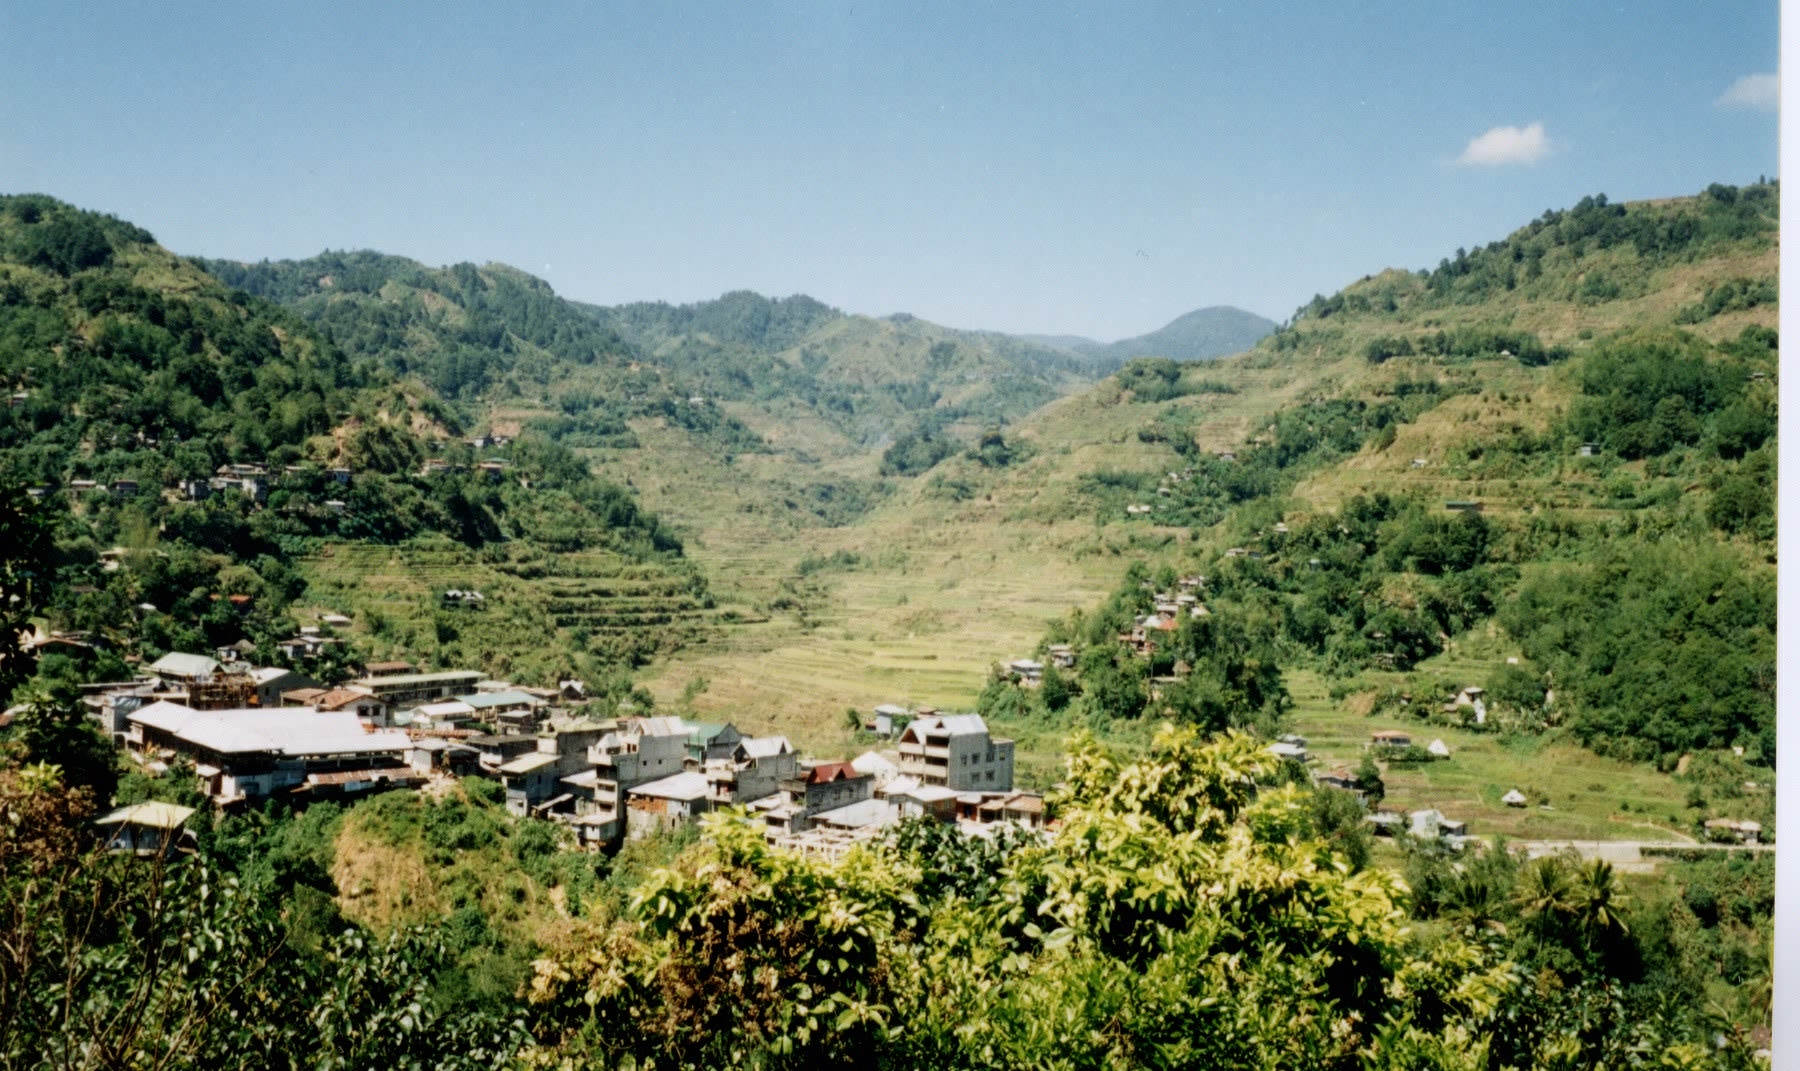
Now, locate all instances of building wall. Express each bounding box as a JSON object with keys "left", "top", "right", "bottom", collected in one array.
[{"left": 942, "top": 735, "right": 1015, "bottom": 792}]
